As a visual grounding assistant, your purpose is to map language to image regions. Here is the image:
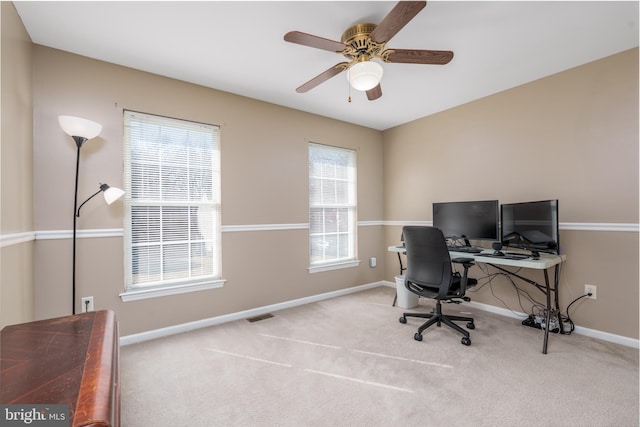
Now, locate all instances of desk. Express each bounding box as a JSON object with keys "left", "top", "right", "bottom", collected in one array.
[{"left": 388, "top": 245, "right": 566, "bottom": 354}]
